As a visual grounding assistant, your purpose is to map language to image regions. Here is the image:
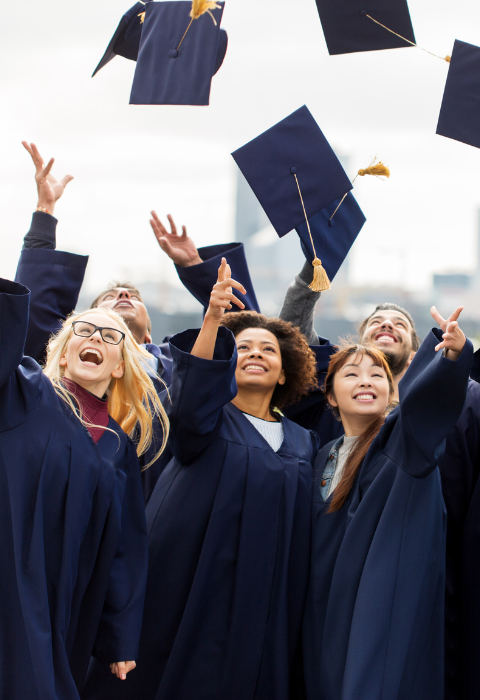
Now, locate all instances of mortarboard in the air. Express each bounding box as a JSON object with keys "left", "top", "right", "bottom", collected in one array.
[
  {"left": 232, "top": 106, "right": 353, "bottom": 290},
  {"left": 314, "top": 0, "right": 415, "bottom": 56},
  {"left": 92, "top": 2, "right": 151, "bottom": 77},
  {"left": 436, "top": 40, "right": 480, "bottom": 150},
  {"left": 130, "top": 0, "right": 226, "bottom": 106},
  {"left": 296, "top": 193, "right": 366, "bottom": 283}
]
